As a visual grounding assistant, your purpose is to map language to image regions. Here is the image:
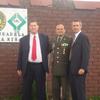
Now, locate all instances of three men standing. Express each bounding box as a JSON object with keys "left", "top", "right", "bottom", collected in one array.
[{"left": 17, "top": 20, "right": 90, "bottom": 100}]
